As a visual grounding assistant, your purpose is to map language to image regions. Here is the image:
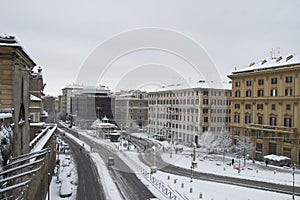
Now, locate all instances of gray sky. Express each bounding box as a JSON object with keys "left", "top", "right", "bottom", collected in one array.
[{"left": 1, "top": 0, "right": 300, "bottom": 96}]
